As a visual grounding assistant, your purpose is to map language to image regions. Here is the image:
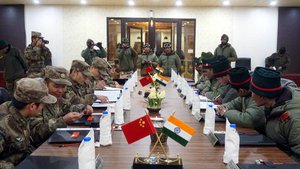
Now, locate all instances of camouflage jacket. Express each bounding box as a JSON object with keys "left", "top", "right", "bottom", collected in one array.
[
  {"left": 63, "top": 78, "right": 96, "bottom": 107},
  {"left": 264, "top": 87, "right": 300, "bottom": 161},
  {"left": 224, "top": 92, "right": 265, "bottom": 129},
  {"left": 81, "top": 48, "right": 107, "bottom": 65},
  {"left": 24, "top": 44, "right": 49, "bottom": 78},
  {"left": 44, "top": 46, "right": 52, "bottom": 66},
  {"left": 195, "top": 73, "right": 210, "bottom": 92},
  {"left": 158, "top": 52, "right": 181, "bottom": 77},
  {"left": 205, "top": 78, "right": 230, "bottom": 100},
  {"left": 117, "top": 47, "right": 138, "bottom": 72},
  {"left": 0, "top": 102, "right": 33, "bottom": 167},
  {"left": 136, "top": 52, "right": 158, "bottom": 76},
  {"left": 29, "top": 101, "right": 67, "bottom": 147},
  {"left": 214, "top": 43, "right": 237, "bottom": 62}
]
